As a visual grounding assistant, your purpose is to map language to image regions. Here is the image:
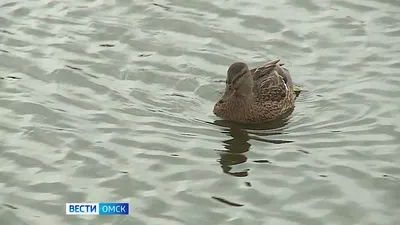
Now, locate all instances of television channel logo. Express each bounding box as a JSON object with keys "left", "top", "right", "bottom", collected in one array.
[{"left": 66, "top": 203, "right": 129, "bottom": 215}]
